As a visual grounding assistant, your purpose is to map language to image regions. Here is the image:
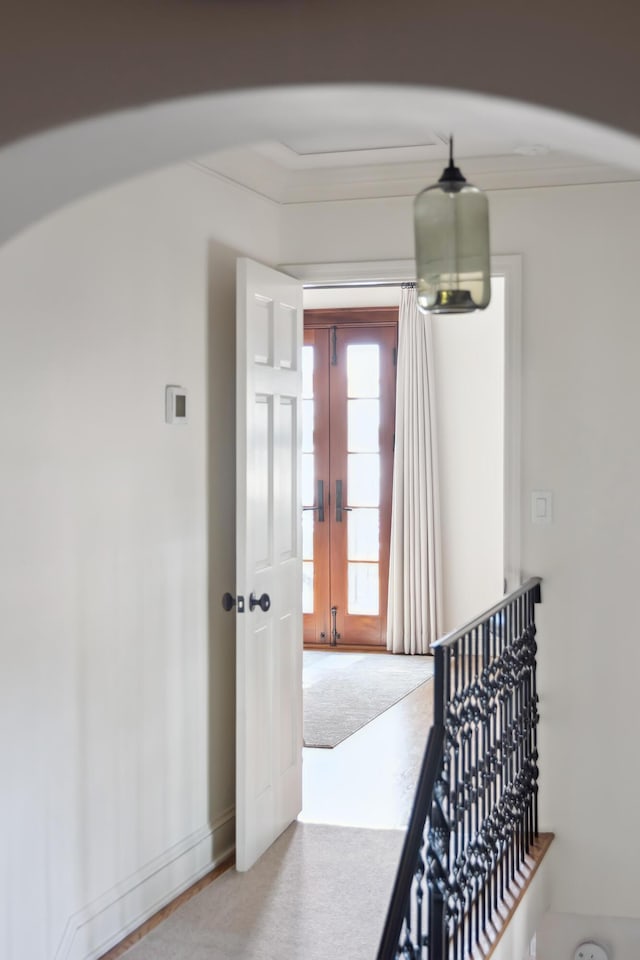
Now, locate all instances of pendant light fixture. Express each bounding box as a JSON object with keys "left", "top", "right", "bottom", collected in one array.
[{"left": 414, "top": 136, "right": 491, "bottom": 313}]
